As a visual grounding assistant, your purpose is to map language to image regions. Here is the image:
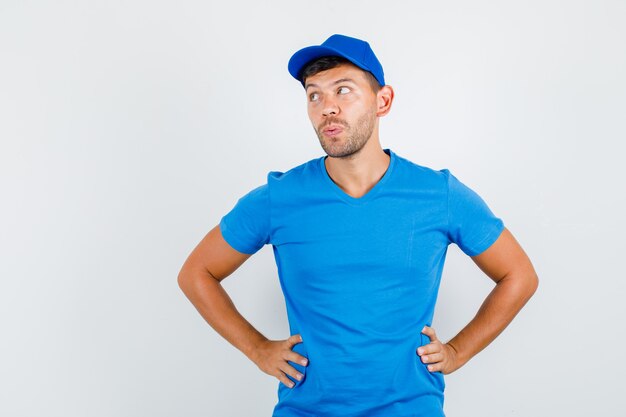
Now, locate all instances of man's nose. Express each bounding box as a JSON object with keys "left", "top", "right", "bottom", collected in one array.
[{"left": 321, "top": 96, "right": 339, "bottom": 116}]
